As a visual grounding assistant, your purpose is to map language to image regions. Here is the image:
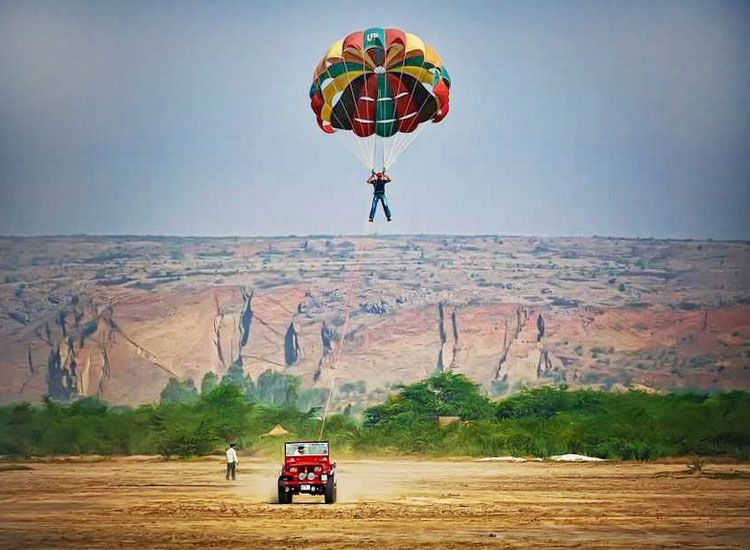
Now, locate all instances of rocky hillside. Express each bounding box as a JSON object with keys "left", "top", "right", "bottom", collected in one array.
[{"left": 1, "top": 235, "right": 748, "bottom": 409}]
